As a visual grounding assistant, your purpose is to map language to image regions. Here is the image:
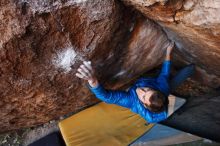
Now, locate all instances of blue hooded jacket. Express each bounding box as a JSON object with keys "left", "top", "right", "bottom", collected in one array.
[{"left": 88, "top": 61, "right": 171, "bottom": 123}]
